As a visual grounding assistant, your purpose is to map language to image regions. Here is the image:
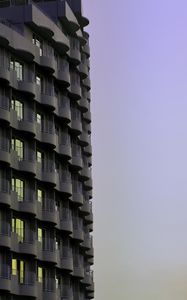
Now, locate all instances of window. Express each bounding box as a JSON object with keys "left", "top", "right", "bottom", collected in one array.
[
  {"left": 32, "top": 34, "right": 43, "bottom": 56},
  {"left": 19, "top": 260, "right": 25, "bottom": 284},
  {"left": 37, "top": 189, "right": 44, "bottom": 203},
  {"left": 11, "top": 99, "right": 23, "bottom": 120},
  {"left": 36, "top": 113, "right": 44, "bottom": 130},
  {"left": 10, "top": 58, "right": 23, "bottom": 81},
  {"left": 37, "top": 151, "right": 43, "bottom": 164},
  {"left": 11, "top": 138, "right": 24, "bottom": 160},
  {"left": 12, "top": 259, "right": 17, "bottom": 275},
  {"left": 38, "top": 267, "right": 43, "bottom": 283},
  {"left": 36, "top": 75, "right": 41, "bottom": 86},
  {"left": 12, "top": 218, "right": 24, "bottom": 242},
  {"left": 38, "top": 227, "right": 42, "bottom": 243},
  {"left": 55, "top": 276, "right": 60, "bottom": 289},
  {"left": 11, "top": 178, "right": 24, "bottom": 202}
]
